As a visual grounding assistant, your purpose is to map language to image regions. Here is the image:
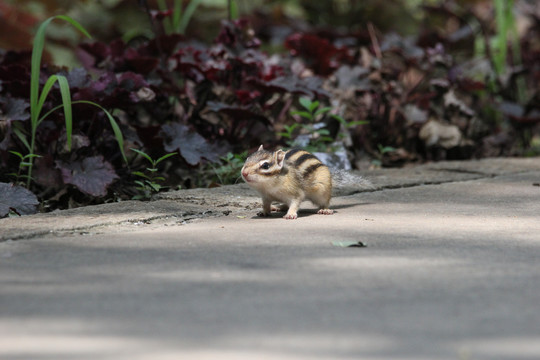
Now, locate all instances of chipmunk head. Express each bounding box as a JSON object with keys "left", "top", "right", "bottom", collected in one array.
[{"left": 241, "top": 145, "right": 286, "bottom": 188}]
